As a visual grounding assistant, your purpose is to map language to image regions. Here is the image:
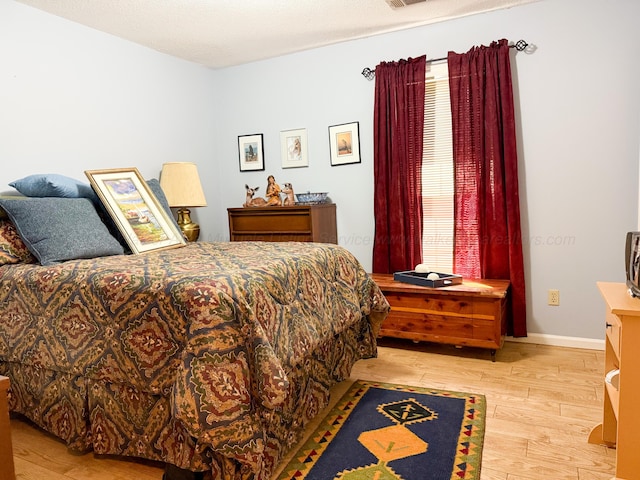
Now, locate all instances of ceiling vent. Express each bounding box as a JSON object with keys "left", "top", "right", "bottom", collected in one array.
[{"left": 385, "top": 0, "right": 427, "bottom": 8}]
